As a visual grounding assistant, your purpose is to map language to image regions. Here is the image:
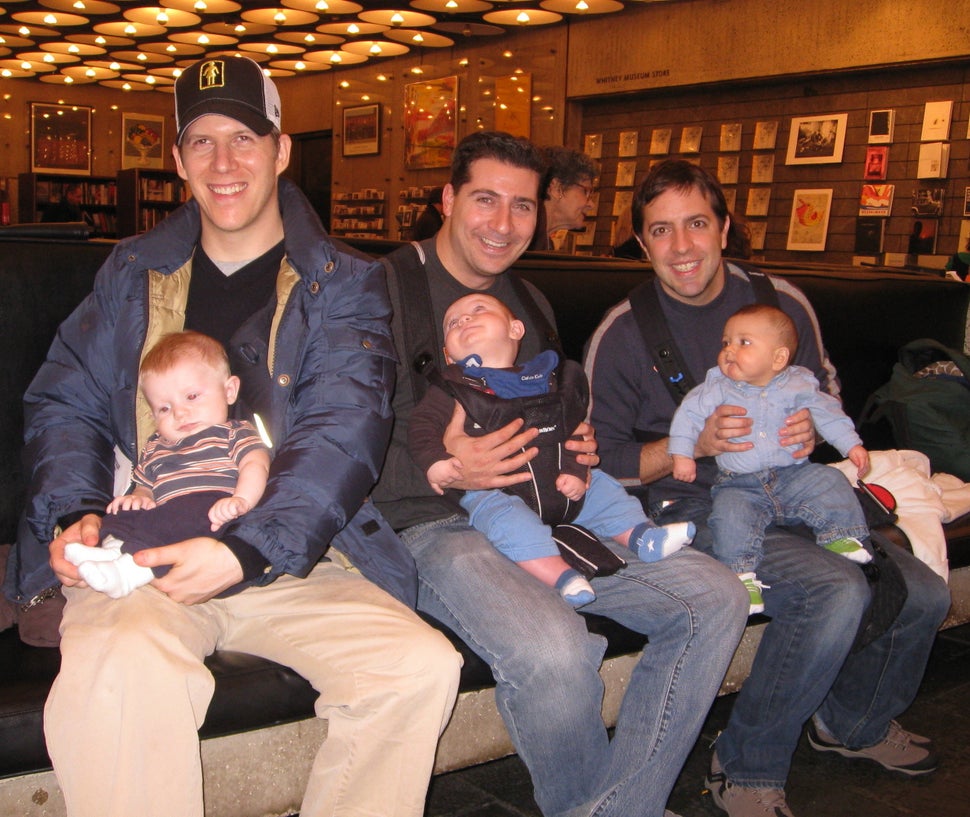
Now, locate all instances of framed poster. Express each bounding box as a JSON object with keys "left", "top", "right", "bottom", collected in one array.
[
  {"left": 751, "top": 154, "right": 775, "bottom": 184},
  {"left": 404, "top": 75, "right": 458, "bottom": 169},
  {"left": 649, "top": 127, "right": 671, "bottom": 155},
  {"left": 342, "top": 104, "right": 381, "bottom": 157},
  {"left": 717, "top": 155, "right": 739, "bottom": 185},
  {"left": 868, "top": 109, "right": 895, "bottom": 144},
  {"left": 921, "top": 100, "right": 953, "bottom": 142},
  {"left": 31, "top": 102, "right": 92, "bottom": 175},
  {"left": 618, "top": 130, "right": 639, "bottom": 157},
  {"left": 122, "top": 113, "right": 164, "bottom": 170},
  {"left": 584, "top": 133, "right": 602, "bottom": 158},
  {"left": 786, "top": 188, "right": 833, "bottom": 251},
  {"left": 745, "top": 187, "right": 771, "bottom": 217},
  {"left": 615, "top": 160, "right": 637, "bottom": 187},
  {"left": 753, "top": 120, "right": 778, "bottom": 151},
  {"left": 719, "top": 123, "right": 742, "bottom": 152},
  {"left": 858, "top": 183, "right": 894, "bottom": 217},
  {"left": 785, "top": 113, "right": 847, "bottom": 165},
  {"left": 863, "top": 146, "right": 889, "bottom": 181},
  {"left": 678, "top": 126, "right": 703, "bottom": 154}
]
